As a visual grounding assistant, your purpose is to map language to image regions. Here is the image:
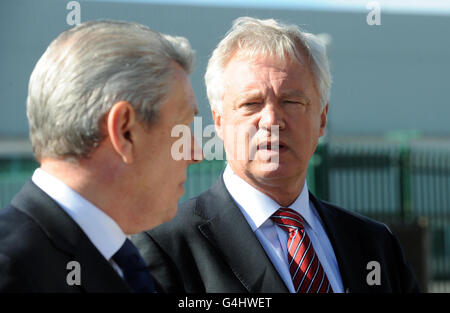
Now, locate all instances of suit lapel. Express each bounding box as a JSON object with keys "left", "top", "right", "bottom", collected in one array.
[
  {"left": 309, "top": 193, "right": 365, "bottom": 293},
  {"left": 196, "top": 177, "right": 288, "bottom": 293},
  {"left": 75, "top": 235, "right": 131, "bottom": 292},
  {"left": 11, "top": 180, "right": 130, "bottom": 292}
]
